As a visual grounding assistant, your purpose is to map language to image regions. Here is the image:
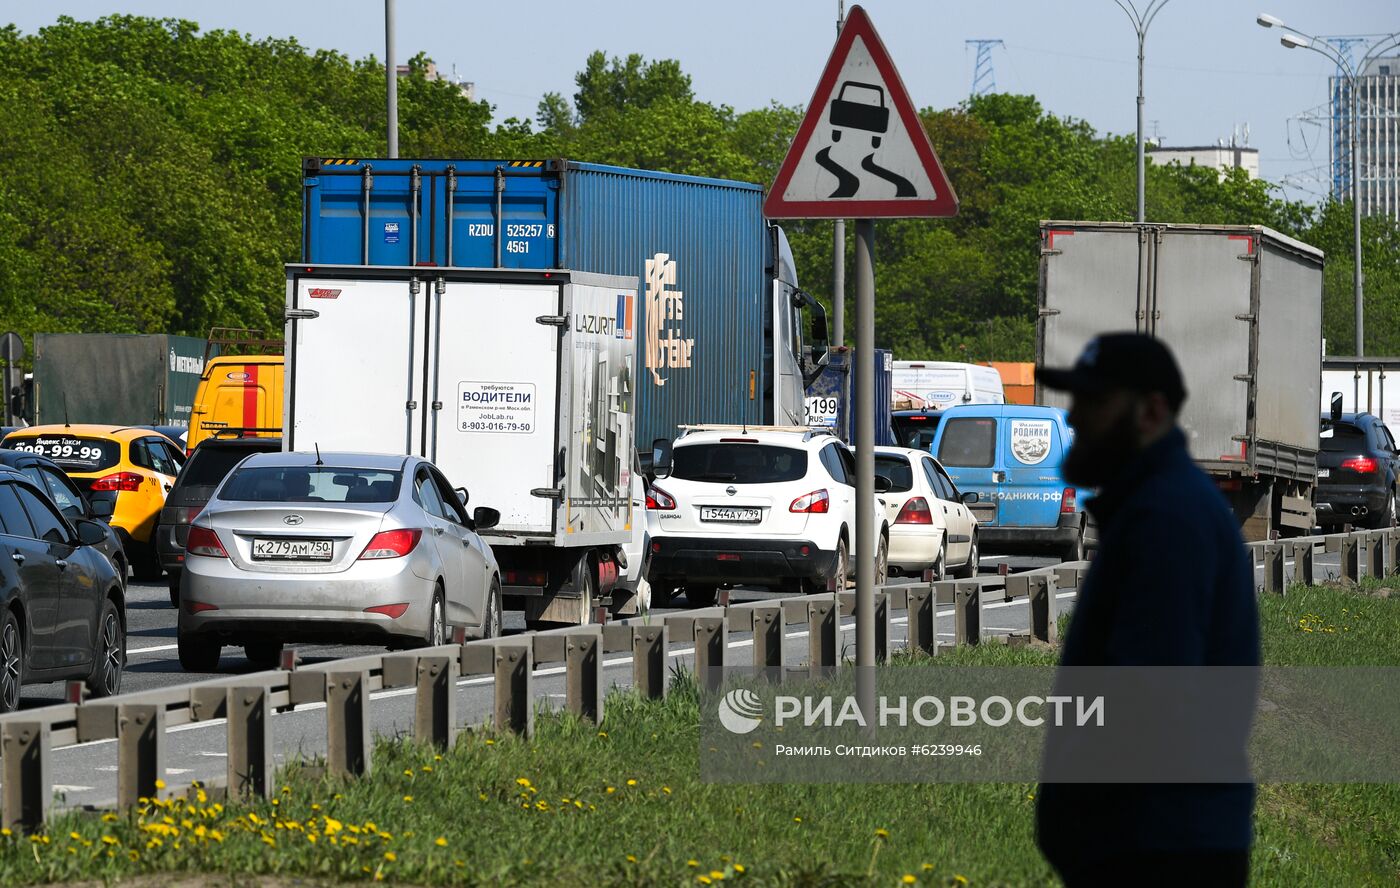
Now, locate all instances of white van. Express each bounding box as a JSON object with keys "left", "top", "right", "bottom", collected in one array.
[{"left": 891, "top": 361, "right": 1005, "bottom": 411}]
